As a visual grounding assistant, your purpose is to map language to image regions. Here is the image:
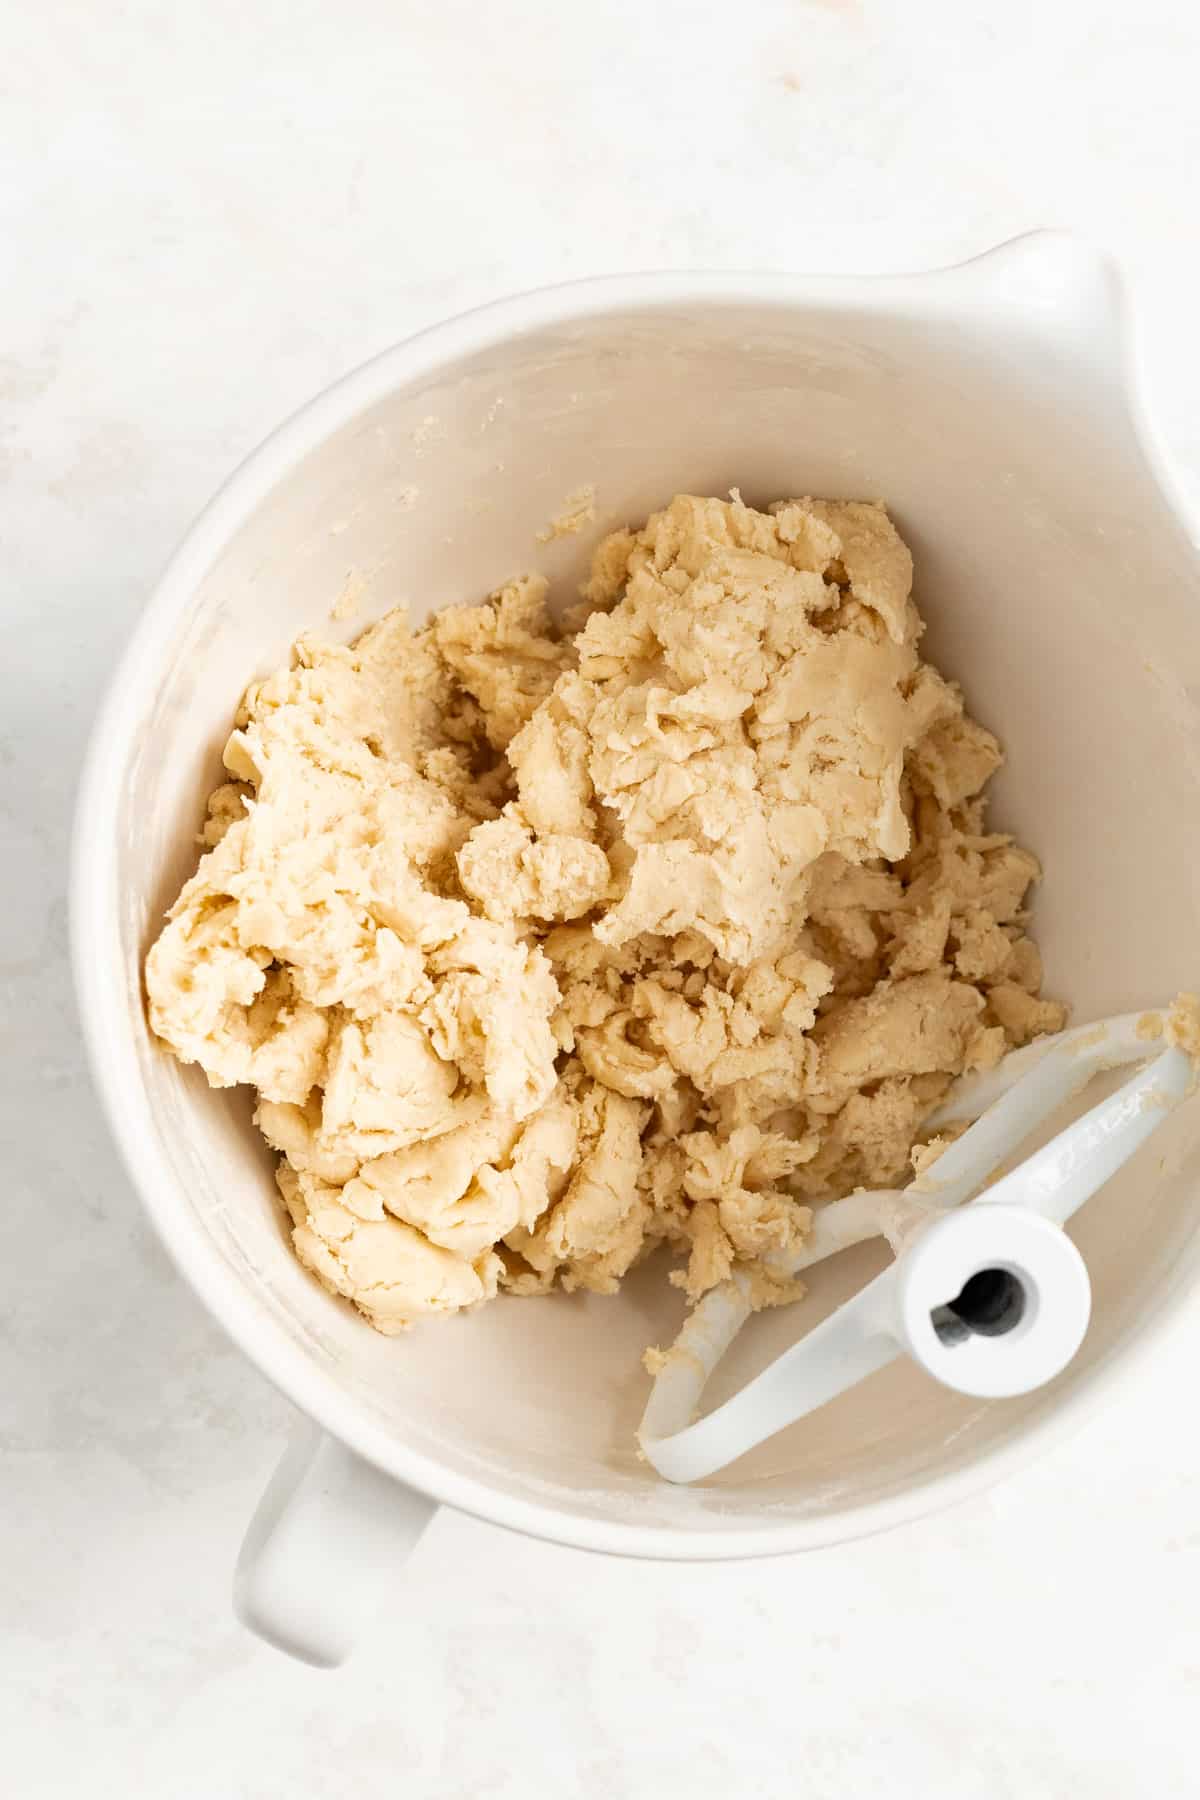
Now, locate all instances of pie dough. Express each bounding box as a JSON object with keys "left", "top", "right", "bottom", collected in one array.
[{"left": 145, "top": 493, "right": 1064, "bottom": 1332}]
